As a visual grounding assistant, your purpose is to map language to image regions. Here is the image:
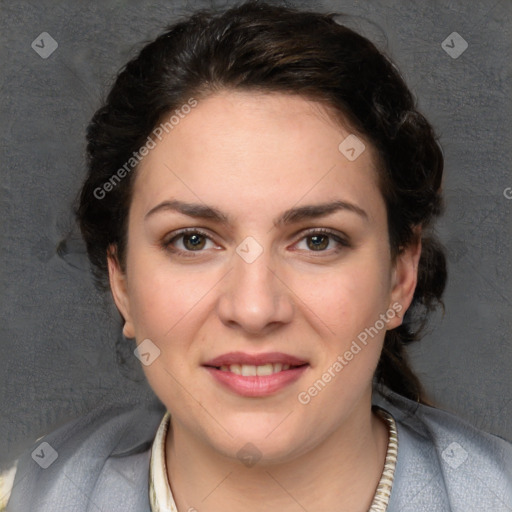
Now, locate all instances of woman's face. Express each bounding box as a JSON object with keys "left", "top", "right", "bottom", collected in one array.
[{"left": 109, "top": 91, "right": 419, "bottom": 462}]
